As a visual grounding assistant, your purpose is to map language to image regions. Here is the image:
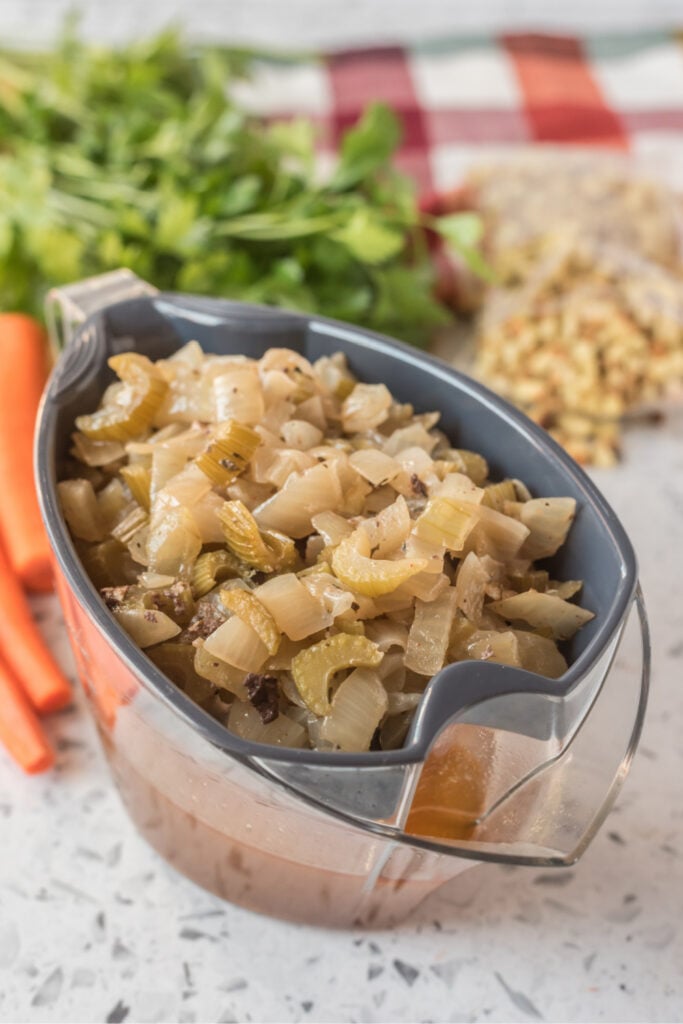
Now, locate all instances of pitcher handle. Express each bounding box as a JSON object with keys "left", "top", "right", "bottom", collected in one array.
[{"left": 45, "top": 269, "right": 158, "bottom": 353}]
